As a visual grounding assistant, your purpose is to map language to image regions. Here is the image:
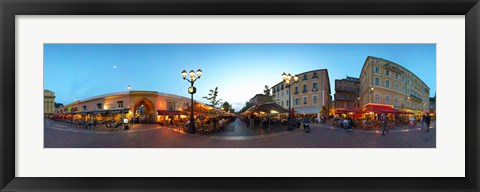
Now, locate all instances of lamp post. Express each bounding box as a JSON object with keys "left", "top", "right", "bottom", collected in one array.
[
  {"left": 181, "top": 69, "right": 202, "bottom": 134},
  {"left": 282, "top": 72, "right": 299, "bottom": 131},
  {"left": 128, "top": 85, "right": 132, "bottom": 124}
]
